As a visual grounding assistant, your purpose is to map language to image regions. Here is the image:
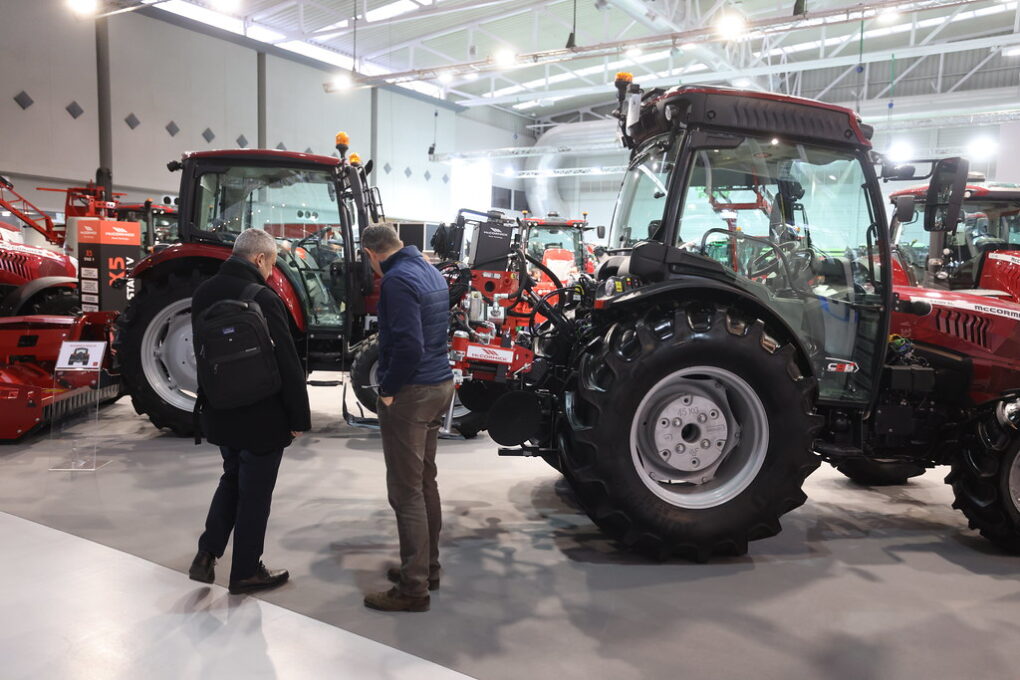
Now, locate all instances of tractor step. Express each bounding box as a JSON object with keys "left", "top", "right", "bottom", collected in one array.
[
  {"left": 307, "top": 379, "right": 342, "bottom": 387},
  {"left": 498, "top": 446, "right": 557, "bottom": 457},
  {"left": 814, "top": 441, "right": 865, "bottom": 460}
]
